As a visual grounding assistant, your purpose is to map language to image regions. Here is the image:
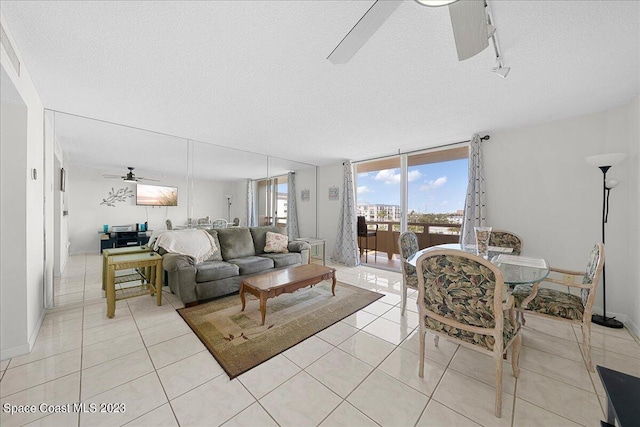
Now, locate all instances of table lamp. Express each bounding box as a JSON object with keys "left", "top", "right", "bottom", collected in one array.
[{"left": 585, "top": 152, "right": 627, "bottom": 328}]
